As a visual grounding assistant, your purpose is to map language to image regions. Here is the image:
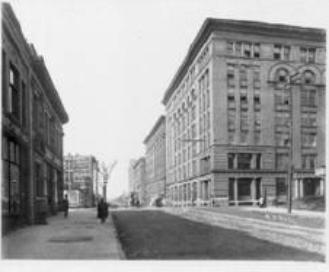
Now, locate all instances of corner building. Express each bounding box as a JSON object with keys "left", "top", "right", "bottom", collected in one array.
[
  {"left": 143, "top": 115, "right": 166, "bottom": 205},
  {"left": 162, "top": 18, "right": 325, "bottom": 207},
  {"left": 2, "top": 3, "right": 69, "bottom": 232}
]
